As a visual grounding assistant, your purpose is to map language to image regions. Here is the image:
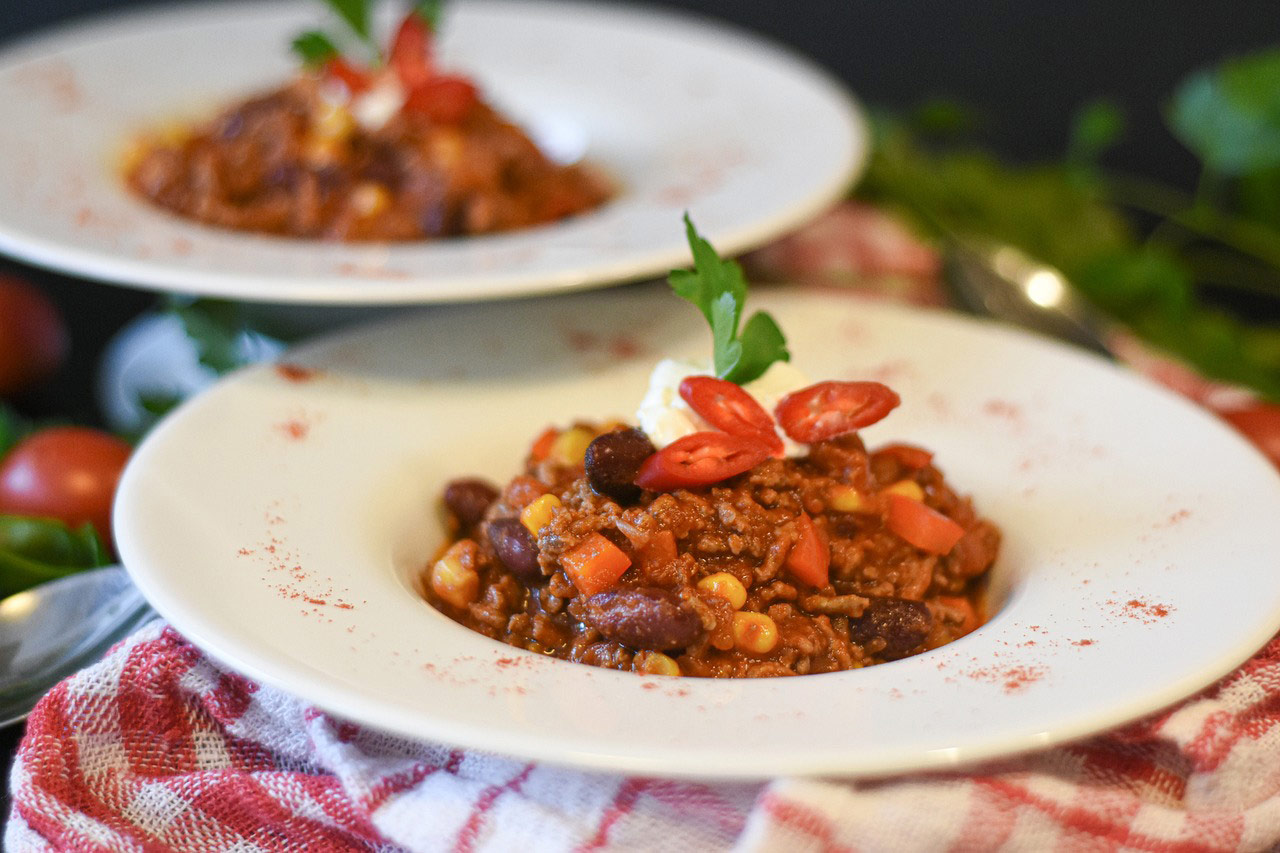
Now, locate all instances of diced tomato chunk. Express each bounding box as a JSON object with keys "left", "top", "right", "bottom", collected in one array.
[
  {"left": 784, "top": 512, "right": 830, "bottom": 587},
  {"left": 886, "top": 494, "right": 965, "bottom": 555},
  {"left": 874, "top": 443, "right": 933, "bottom": 470},
  {"left": 561, "top": 532, "right": 632, "bottom": 596}
]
